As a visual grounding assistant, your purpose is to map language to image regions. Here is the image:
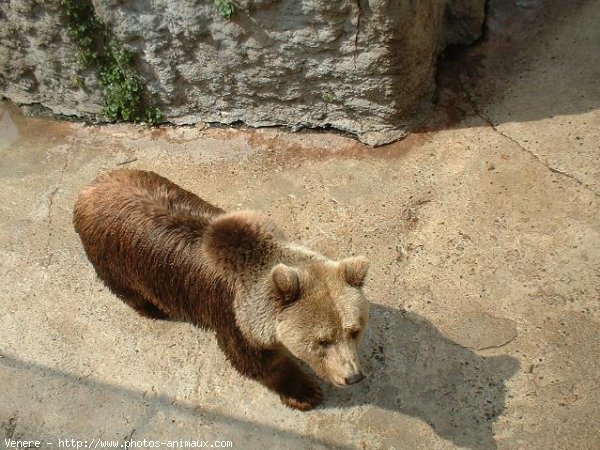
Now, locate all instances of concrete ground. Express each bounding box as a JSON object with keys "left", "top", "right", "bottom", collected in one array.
[{"left": 1, "top": 1, "right": 599, "bottom": 449}]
